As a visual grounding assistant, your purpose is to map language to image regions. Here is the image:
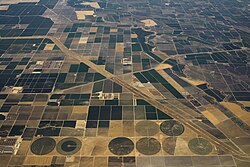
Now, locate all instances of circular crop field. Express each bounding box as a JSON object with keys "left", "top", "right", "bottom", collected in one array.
[
  {"left": 135, "top": 121, "right": 159, "bottom": 136},
  {"left": 56, "top": 137, "right": 82, "bottom": 155},
  {"left": 108, "top": 137, "right": 134, "bottom": 155},
  {"left": 136, "top": 137, "right": 161, "bottom": 155},
  {"left": 188, "top": 137, "right": 213, "bottom": 155},
  {"left": 31, "top": 137, "right": 56, "bottom": 155},
  {"left": 160, "top": 120, "right": 184, "bottom": 136}
]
